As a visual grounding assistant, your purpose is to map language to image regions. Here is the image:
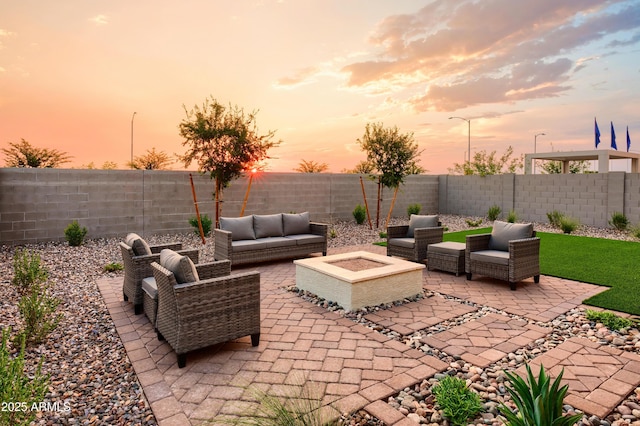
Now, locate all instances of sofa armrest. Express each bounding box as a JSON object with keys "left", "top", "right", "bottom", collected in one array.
[
  {"left": 309, "top": 222, "right": 328, "bottom": 238},
  {"left": 196, "top": 260, "right": 232, "bottom": 280},
  {"left": 214, "top": 228, "right": 233, "bottom": 261},
  {"left": 150, "top": 242, "right": 183, "bottom": 253},
  {"left": 508, "top": 237, "right": 540, "bottom": 261},
  {"left": 414, "top": 227, "right": 444, "bottom": 245}
]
